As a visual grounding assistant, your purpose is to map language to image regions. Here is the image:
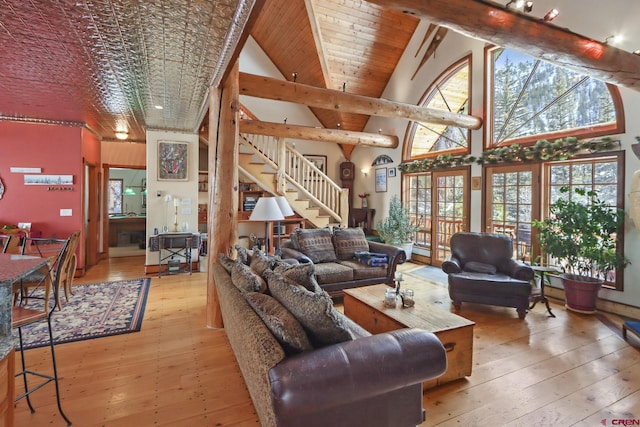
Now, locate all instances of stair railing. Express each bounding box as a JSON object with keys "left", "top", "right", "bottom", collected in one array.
[{"left": 240, "top": 133, "right": 347, "bottom": 225}]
